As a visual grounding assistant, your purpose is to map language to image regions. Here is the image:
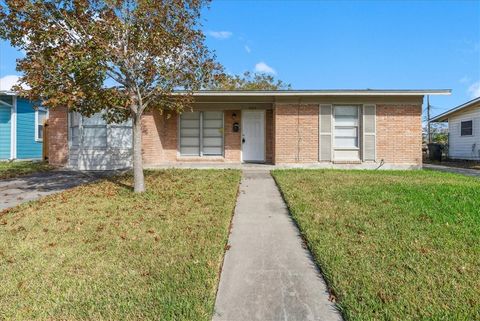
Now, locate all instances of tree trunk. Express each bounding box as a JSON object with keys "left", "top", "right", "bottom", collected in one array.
[{"left": 132, "top": 112, "right": 145, "bottom": 193}]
